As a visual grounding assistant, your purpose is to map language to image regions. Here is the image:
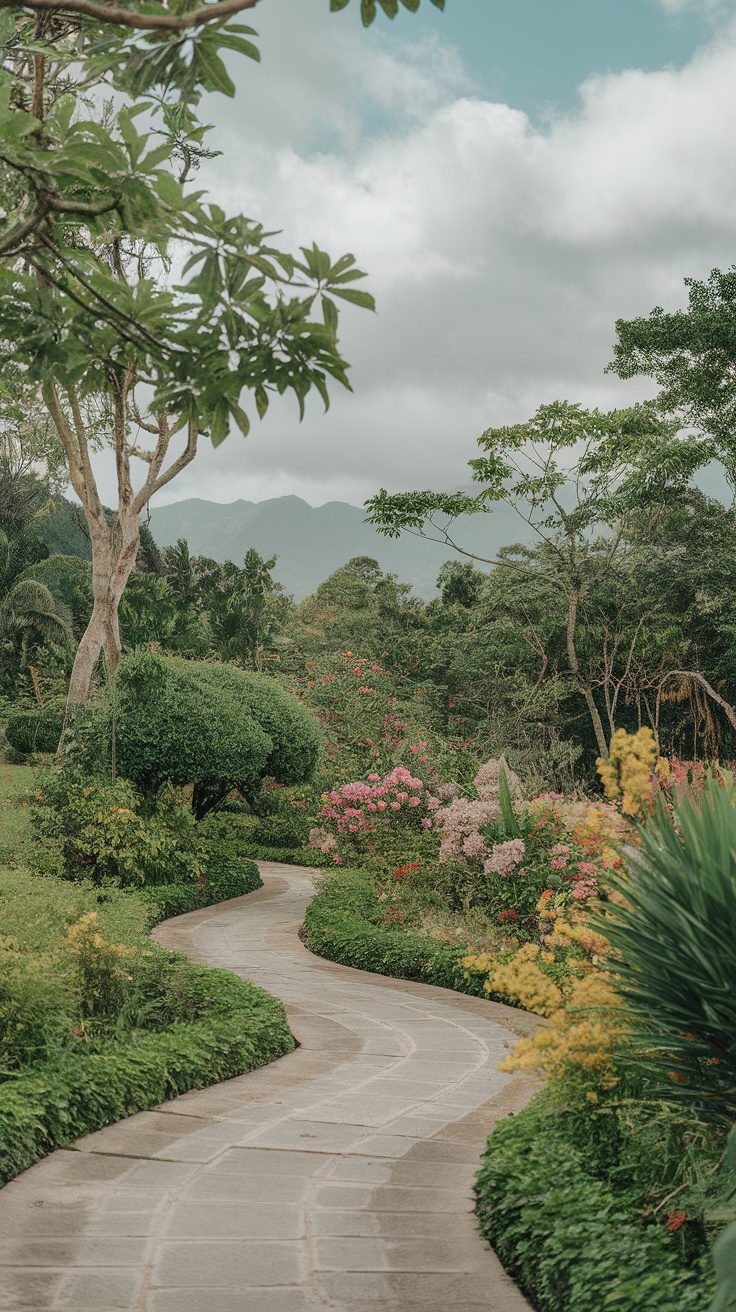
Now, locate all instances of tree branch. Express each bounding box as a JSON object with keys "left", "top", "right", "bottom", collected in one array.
[
  {"left": 134, "top": 415, "right": 197, "bottom": 513},
  {"left": 41, "top": 382, "right": 85, "bottom": 503},
  {"left": 657, "top": 670, "right": 736, "bottom": 736},
  {"left": 1, "top": 0, "right": 262, "bottom": 32}
]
